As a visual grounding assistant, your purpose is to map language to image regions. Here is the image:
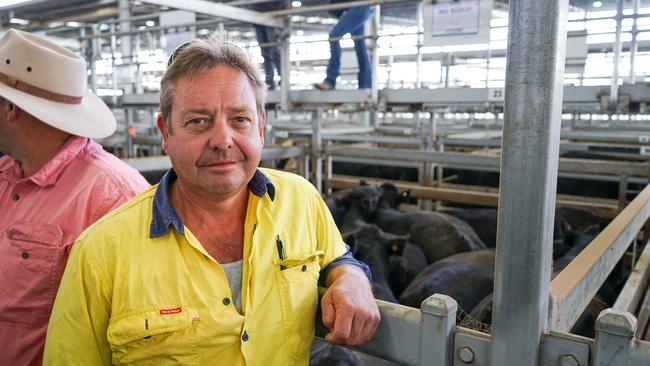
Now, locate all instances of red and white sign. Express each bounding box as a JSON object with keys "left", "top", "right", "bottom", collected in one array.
[{"left": 159, "top": 307, "right": 182, "bottom": 315}]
